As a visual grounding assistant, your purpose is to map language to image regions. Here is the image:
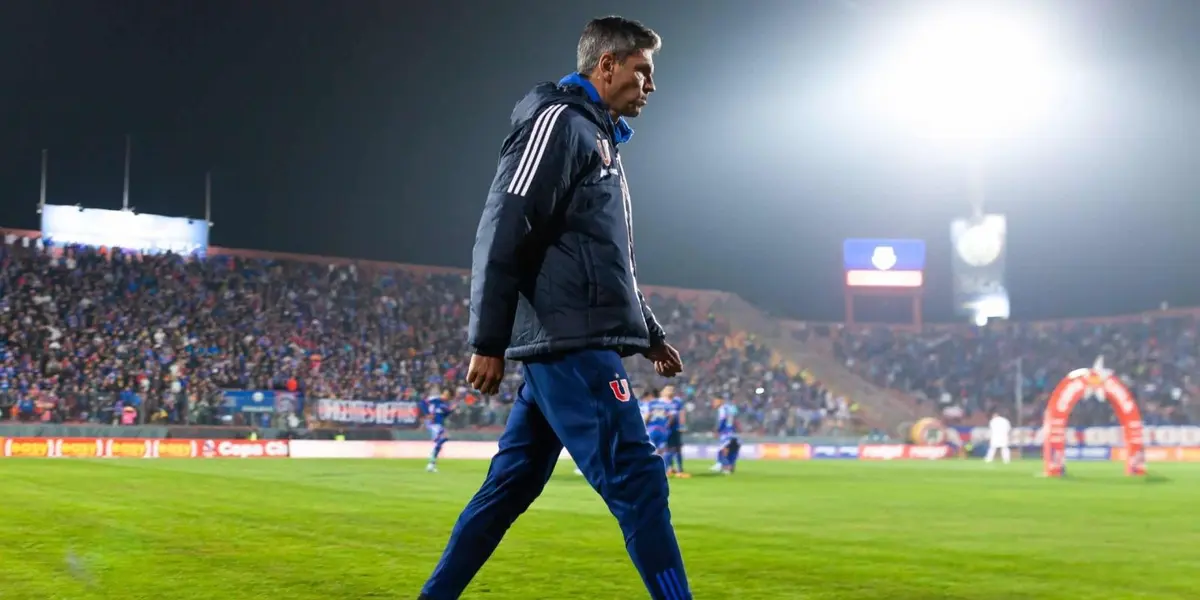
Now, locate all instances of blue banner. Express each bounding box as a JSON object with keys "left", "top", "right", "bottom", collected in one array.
[
  {"left": 843, "top": 239, "right": 926, "bottom": 271},
  {"left": 222, "top": 390, "right": 300, "bottom": 414},
  {"left": 1064, "top": 446, "right": 1112, "bottom": 461},
  {"left": 810, "top": 445, "right": 860, "bottom": 459}
]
